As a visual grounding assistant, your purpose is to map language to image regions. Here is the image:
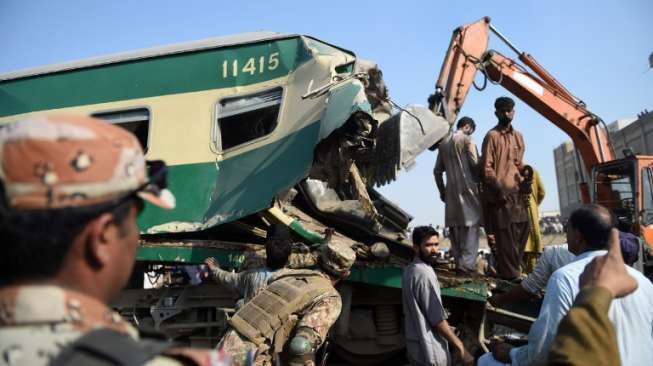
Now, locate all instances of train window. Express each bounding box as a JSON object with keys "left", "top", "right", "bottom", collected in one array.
[
  {"left": 215, "top": 87, "right": 282, "bottom": 151},
  {"left": 92, "top": 108, "right": 150, "bottom": 151}
]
